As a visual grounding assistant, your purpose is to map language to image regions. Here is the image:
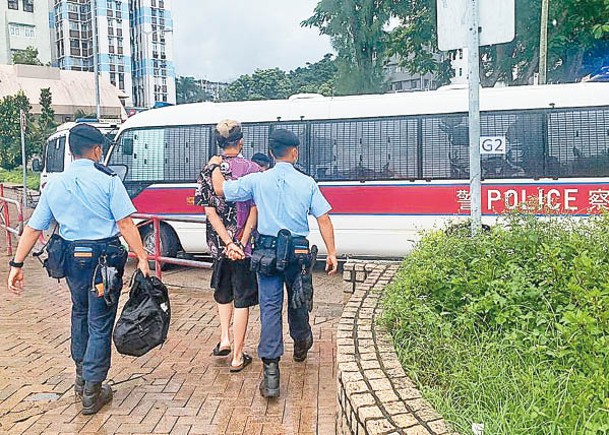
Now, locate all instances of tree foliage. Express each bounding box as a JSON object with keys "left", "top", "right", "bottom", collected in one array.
[
  {"left": 0, "top": 89, "right": 60, "bottom": 170},
  {"left": 386, "top": 0, "right": 609, "bottom": 87},
  {"left": 0, "top": 92, "right": 34, "bottom": 169},
  {"left": 219, "top": 56, "right": 339, "bottom": 102},
  {"left": 302, "top": 0, "right": 389, "bottom": 94},
  {"left": 12, "top": 46, "right": 43, "bottom": 66},
  {"left": 289, "top": 53, "right": 338, "bottom": 95},
  {"left": 220, "top": 68, "right": 294, "bottom": 102},
  {"left": 29, "top": 88, "right": 57, "bottom": 158},
  {"left": 176, "top": 76, "right": 213, "bottom": 104}
]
